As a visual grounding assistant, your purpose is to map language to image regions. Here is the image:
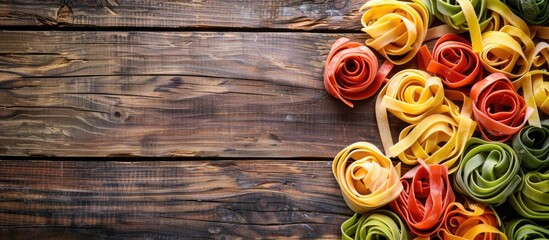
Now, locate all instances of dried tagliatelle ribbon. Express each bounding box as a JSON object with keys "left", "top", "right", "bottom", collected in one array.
[
  {"left": 501, "top": 0, "right": 549, "bottom": 25},
  {"left": 389, "top": 112, "right": 476, "bottom": 173},
  {"left": 480, "top": 25, "right": 535, "bottom": 79},
  {"left": 417, "top": 34, "right": 483, "bottom": 90},
  {"left": 341, "top": 210, "right": 409, "bottom": 240},
  {"left": 324, "top": 37, "right": 393, "bottom": 108},
  {"left": 484, "top": 0, "right": 531, "bottom": 33},
  {"left": 471, "top": 73, "right": 532, "bottom": 142},
  {"left": 359, "top": 0, "right": 429, "bottom": 65},
  {"left": 438, "top": 200, "right": 507, "bottom": 240},
  {"left": 424, "top": 0, "right": 530, "bottom": 52},
  {"left": 390, "top": 160, "right": 455, "bottom": 237},
  {"left": 513, "top": 120, "right": 549, "bottom": 171},
  {"left": 422, "top": 0, "right": 489, "bottom": 52},
  {"left": 530, "top": 26, "right": 549, "bottom": 40},
  {"left": 509, "top": 170, "right": 549, "bottom": 221},
  {"left": 454, "top": 138, "right": 522, "bottom": 205},
  {"left": 375, "top": 69, "right": 476, "bottom": 172},
  {"left": 332, "top": 142, "right": 403, "bottom": 214},
  {"left": 513, "top": 69, "right": 549, "bottom": 127},
  {"left": 530, "top": 42, "right": 549, "bottom": 69},
  {"left": 377, "top": 70, "right": 445, "bottom": 125},
  {"left": 505, "top": 218, "right": 549, "bottom": 239}
]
